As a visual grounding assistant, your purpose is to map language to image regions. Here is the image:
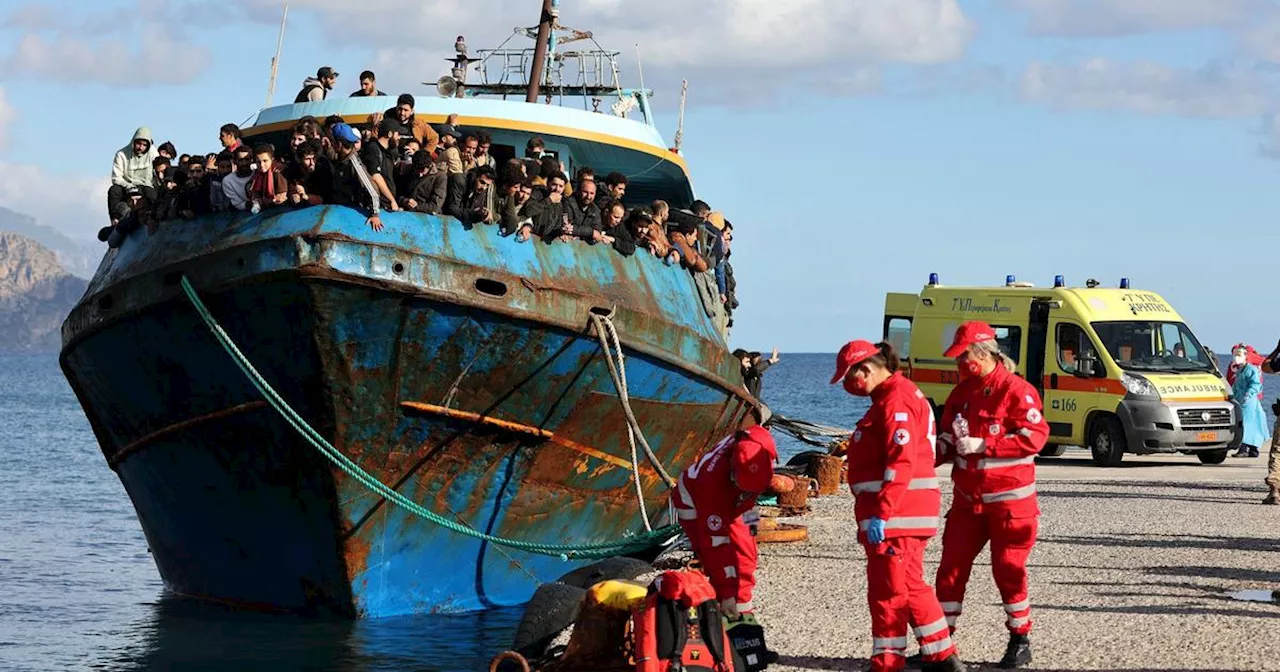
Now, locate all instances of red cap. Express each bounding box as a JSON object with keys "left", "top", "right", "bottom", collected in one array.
[
  {"left": 829, "top": 340, "right": 879, "bottom": 384},
  {"left": 944, "top": 321, "right": 997, "bottom": 358}
]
